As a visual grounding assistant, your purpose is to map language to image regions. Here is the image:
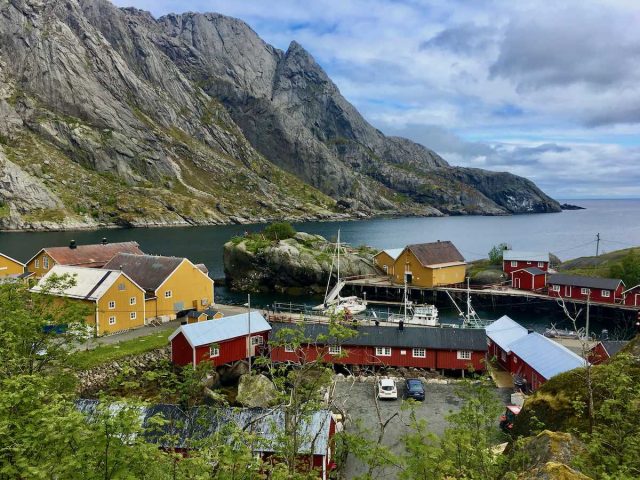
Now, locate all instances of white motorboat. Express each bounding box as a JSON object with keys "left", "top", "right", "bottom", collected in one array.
[{"left": 388, "top": 280, "right": 439, "bottom": 326}]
